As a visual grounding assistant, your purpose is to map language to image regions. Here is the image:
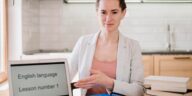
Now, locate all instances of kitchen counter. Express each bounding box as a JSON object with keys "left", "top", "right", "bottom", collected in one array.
[
  {"left": 142, "top": 51, "right": 192, "bottom": 55},
  {"left": 21, "top": 51, "right": 192, "bottom": 58}
]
